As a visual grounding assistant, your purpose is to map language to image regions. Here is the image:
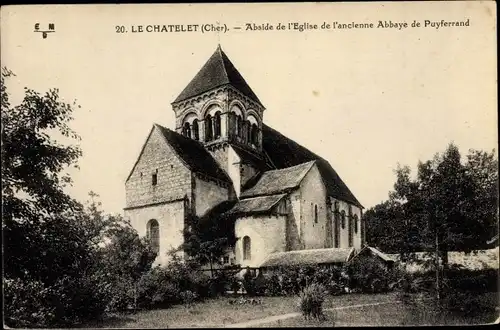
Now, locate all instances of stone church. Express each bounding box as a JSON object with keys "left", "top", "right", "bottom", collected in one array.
[{"left": 124, "top": 45, "right": 365, "bottom": 267}]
